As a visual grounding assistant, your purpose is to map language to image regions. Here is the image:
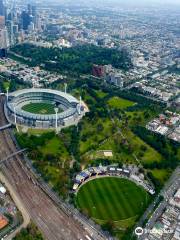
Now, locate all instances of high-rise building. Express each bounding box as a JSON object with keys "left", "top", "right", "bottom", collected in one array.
[
  {"left": 6, "top": 20, "right": 14, "bottom": 46},
  {"left": 27, "top": 4, "right": 32, "bottom": 15},
  {"left": 32, "top": 5, "right": 36, "bottom": 17},
  {"left": 0, "top": 27, "right": 9, "bottom": 48},
  {"left": 0, "top": 27, "right": 9, "bottom": 57},
  {"left": 21, "top": 10, "right": 31, "bottom": 30},
  {"left": 0, "top": 0, "right": 4, "bottom": 16},
  {"left": 0, "top": 15, "right": 5, "bottom": 29}
]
